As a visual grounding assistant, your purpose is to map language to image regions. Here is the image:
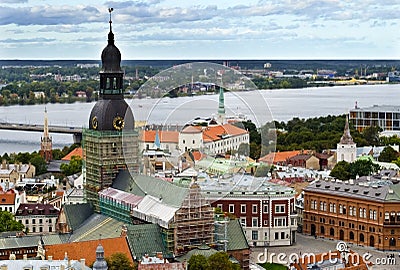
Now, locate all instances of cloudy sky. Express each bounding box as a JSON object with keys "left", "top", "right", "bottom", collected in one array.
[{"left": 1, "top": 0, "right": 399, "bottom": 60}]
